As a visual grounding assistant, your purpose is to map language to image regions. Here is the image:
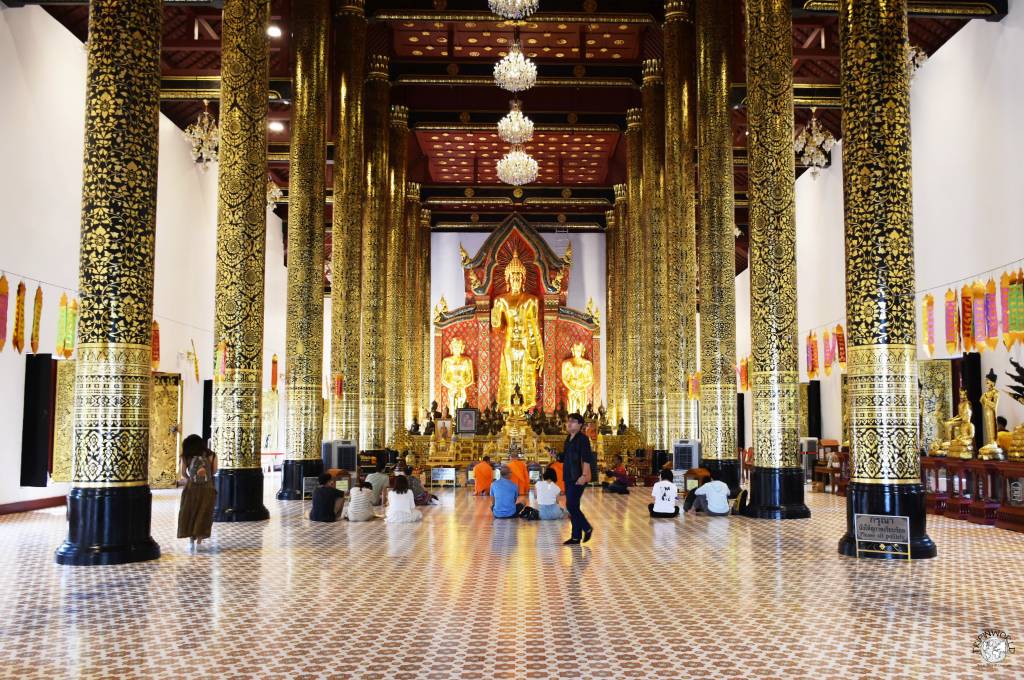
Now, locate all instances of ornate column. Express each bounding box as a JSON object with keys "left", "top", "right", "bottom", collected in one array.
[
  {"left": 613, "top": 185, "right": 630, "bottom": 421},
  {"left": 328, "top": 0, "right": 366, "bottom": 443},
  {"left": 624, "top": 109, "right": 644, "bottom": 436},
  {"left": 55, "top": 0, "right": 163, "bottom": 566},
  {"left": 696, "top": 0, "right": 739, "bottom": 493},
  {"left": 420, "top": 208, "right": 433, "bottom": 411},
  {"left": 664, "top": 0, "right": 700, "bottom": 444},
  {"left": 211, "top": 0, "right": 271, "bottom": 522},
  {"left": 837, "top": 0, "right": 935, "bottom": 559},
  {"left": 404, "top": 182, "right": 422, "bottom": 425},
  {"left": 641, "top": 59, "right": 667, "bottom": 451},
  {"left": 277, "top": 0, "right": 328, "bottom": 500},
  {"left": 605, "top": 207, "right": 618, "bottom": 419},
  {"left": 743, "top": 0, "right": 809, "bottom": 519},
  {"left": 359, "top": 55, "right": 391, "bottom": 453},
  {"left": 385, "top": 105, "right": 409, "bottom": 443}
]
